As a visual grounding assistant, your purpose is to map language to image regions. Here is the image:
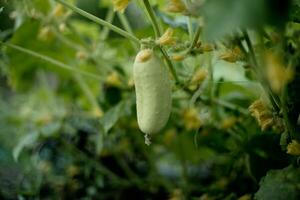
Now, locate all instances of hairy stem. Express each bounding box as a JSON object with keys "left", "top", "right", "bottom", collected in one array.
[
  {"left": 117, "top": 12, "right": 139, "bottom": 50},
  {"left": 55, "top": 0, "right": 140, "bottom": 44},
  {"left": 159, "top": 47, "right": 180, "bottom": 83},
  {"left": 73, "top": 74, "right": 103, "bottom": 116},
  {"left": 186, "top": 26, "right": 201, "bottom": 53},
  {"left": 1, "top": 42, "right": 103, "bottom": 80},
  {"left": 142, "top": 0, "right": 162, "bottom": 38},
  {"left": 100, "top": 7, "right": 115, "bottom": 40},
  {"left": 242, "top": 30, "right": 281, "bottom": 113},
  {"left": 142, "top": 0, "right": 180, "bottom": 84}
]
